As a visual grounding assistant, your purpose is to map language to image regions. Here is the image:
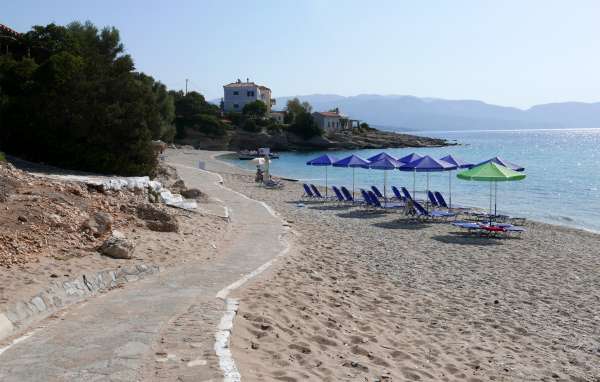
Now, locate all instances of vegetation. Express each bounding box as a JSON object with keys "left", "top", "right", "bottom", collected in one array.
[
  {"left": 284, "top": 97, "right": 312, "bottom": 124},
  {"left": 289, "top": 111, "right": 322, "bottom": 139},
  {"left": 0, "top": 152, "right": 5, "bottom": 162},
  {"left": 0, "top": 22, "right": 175, "bottom": 175},
  {"left": 241, "top": 118, "right": 260, "bottom": 132},
  {"left": 170, "top": 90, "right": 224, "bottom": 138},
  {"left": 242, "top": 100, "right": 267, "bottom": 119}
]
